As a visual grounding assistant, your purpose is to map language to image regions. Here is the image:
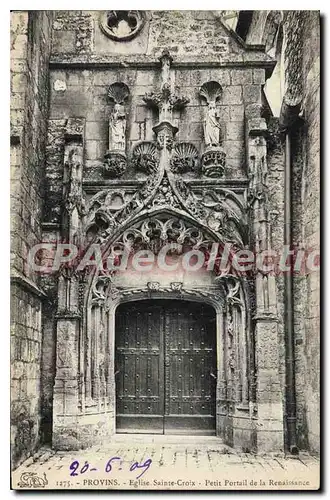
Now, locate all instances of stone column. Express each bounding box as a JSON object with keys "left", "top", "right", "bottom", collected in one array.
[{"left": 247, "top": 110, "right": 284, "bottom": 452}]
